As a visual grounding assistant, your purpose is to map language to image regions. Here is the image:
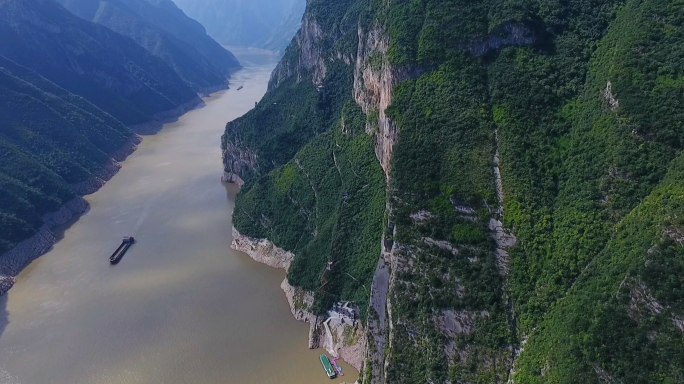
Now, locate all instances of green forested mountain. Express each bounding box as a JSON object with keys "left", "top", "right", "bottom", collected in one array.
[
  {"left": 223, "top": 0, "right": 684, "bottom": 382},
  {"left": 172, "top": 0, "right": 305, "bottom": 52},
  {"left": 55, "top": 0, "right": 241, "bottom": 93},
  {"left": 0, "top": 55, "right": 134, "bottom": 255},
  {"left": 0, "top": 0, "right": 201, "bottom": 126}
]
